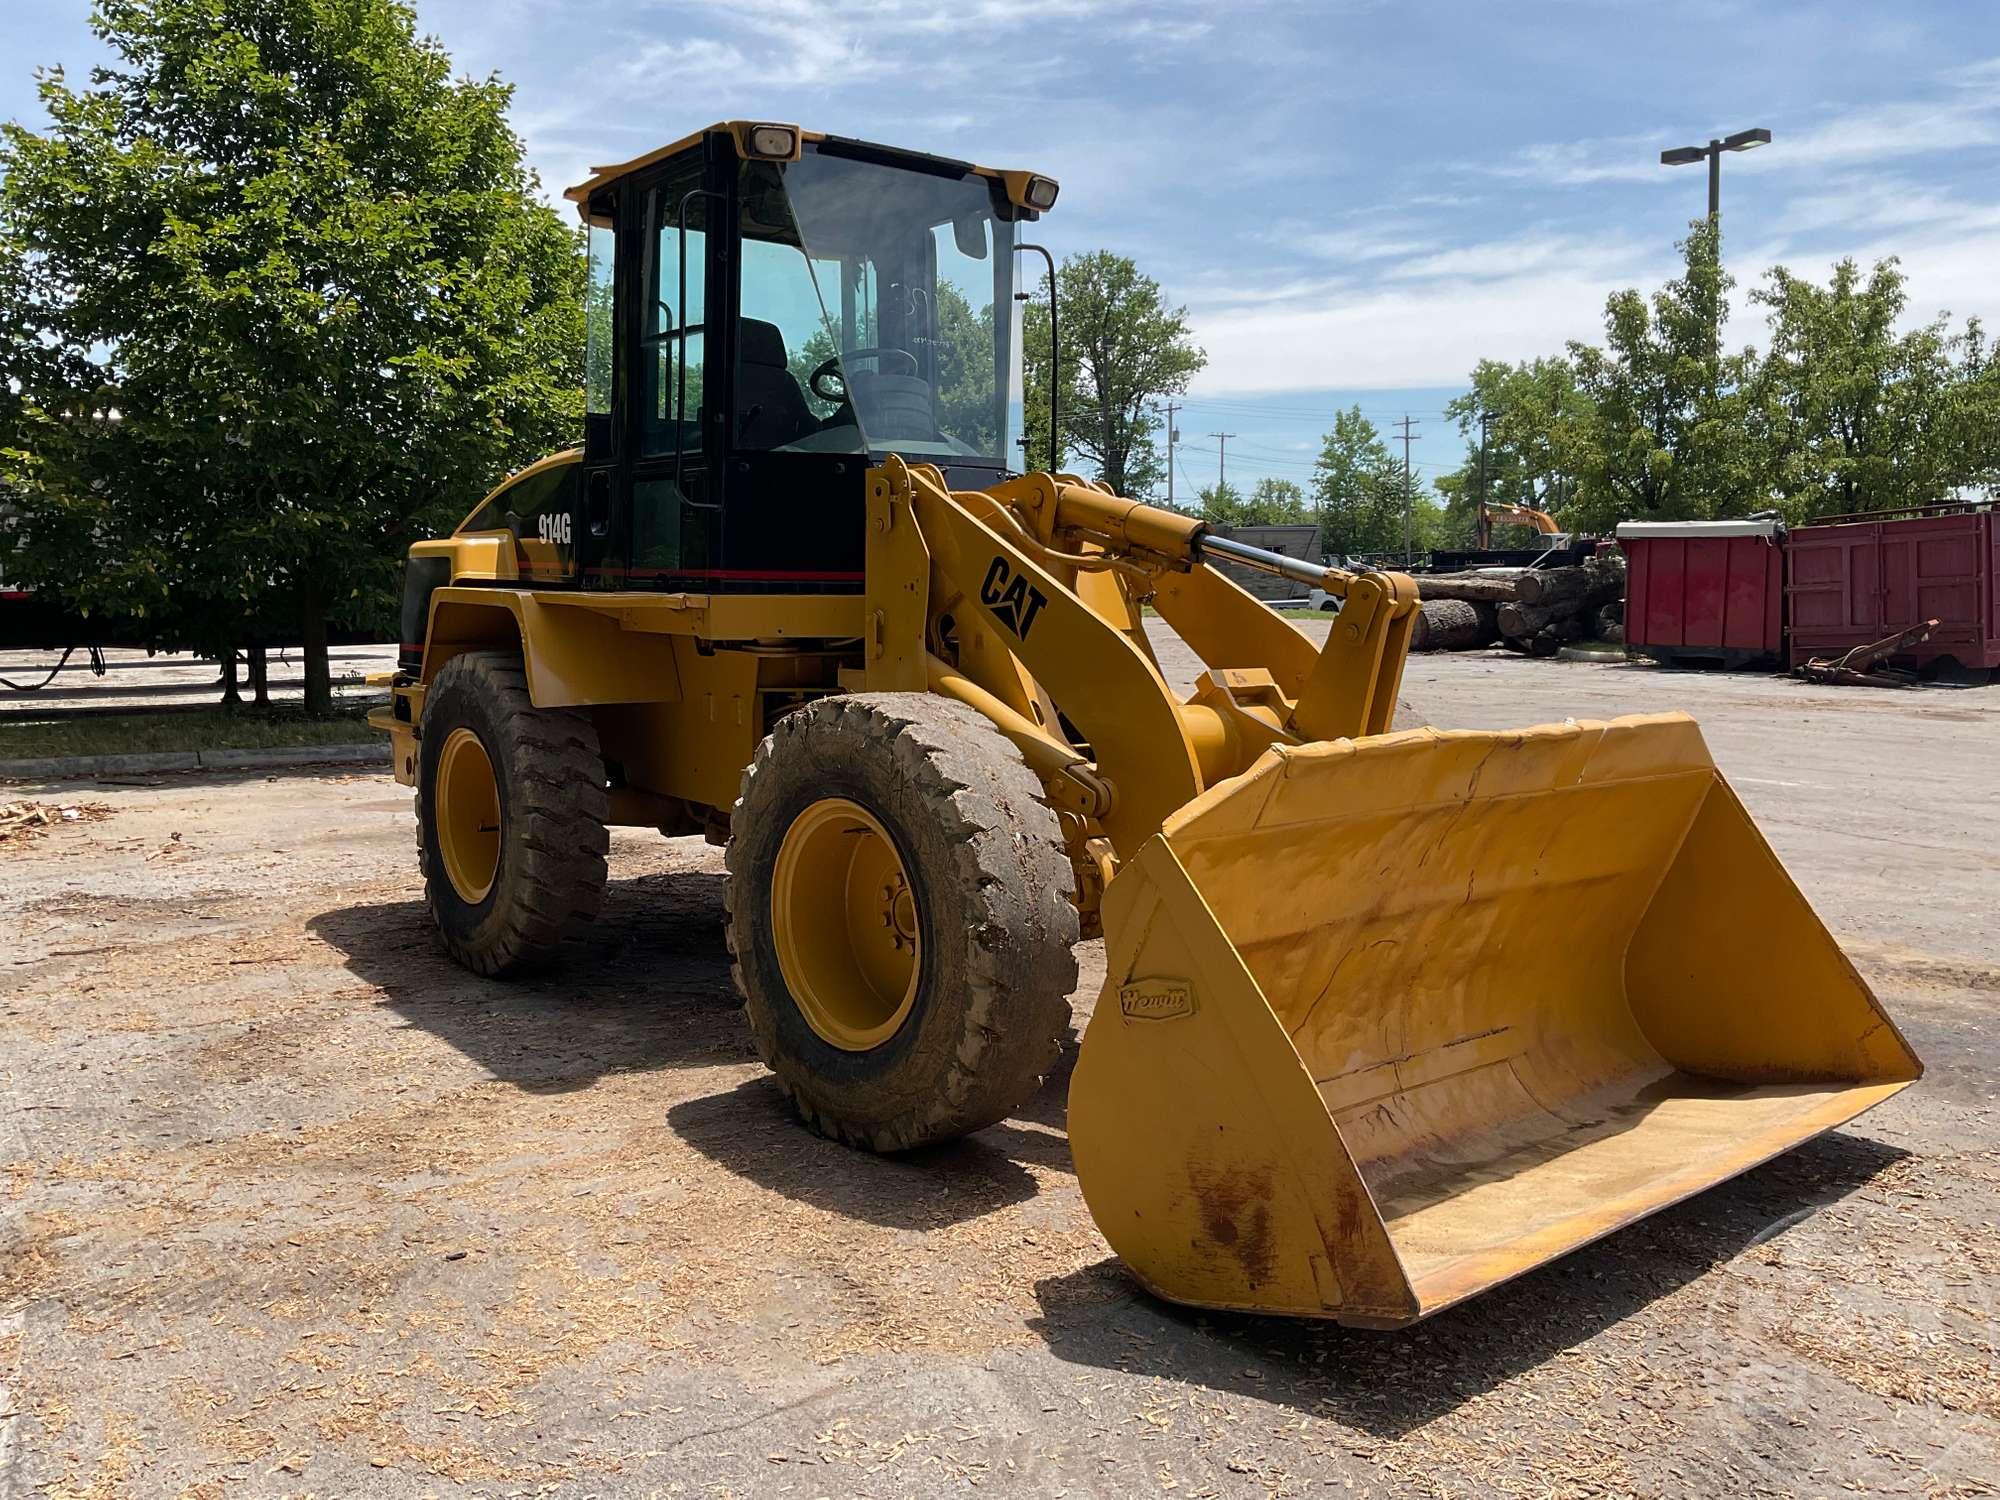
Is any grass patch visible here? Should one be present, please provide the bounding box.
[0,704,380,761]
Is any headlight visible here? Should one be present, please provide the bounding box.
[1024,175,1060,210]
[746,124,800,159]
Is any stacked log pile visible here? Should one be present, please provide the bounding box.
[1405,552,1627,656]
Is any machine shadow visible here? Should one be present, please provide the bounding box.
[308,866,749,1092]
[664,1073,1075,1229]
[1026,1128,1907,1439]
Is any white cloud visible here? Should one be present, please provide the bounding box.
[1184,224,1665,390]
[1188,265,1639,391]
[1735,94,2000,174]
[1278,223,1438,264]
[1384,231,1649,283]
[1488,56,2000,189]
[1487,136,1664,187]
[1188,202,2000,395]
[1772,177,2000,239]
[455,2,2000,395]
[1118,15,1214,45]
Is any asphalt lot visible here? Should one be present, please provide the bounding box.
[0,646,394,719]
[2,638,1996,1498]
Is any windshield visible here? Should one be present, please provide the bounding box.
[735,146,1019,465]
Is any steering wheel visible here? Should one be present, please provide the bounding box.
[809,347,920,404]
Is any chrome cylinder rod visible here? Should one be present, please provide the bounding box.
[1194,532,1335,590]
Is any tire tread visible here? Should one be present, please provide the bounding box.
[725,693,1078,1151]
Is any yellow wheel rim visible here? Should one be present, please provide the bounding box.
[772,798,921,1052]
[436,726,502,905]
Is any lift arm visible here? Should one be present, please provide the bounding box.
[1042,479,1421,743]
[867,460,1422,857]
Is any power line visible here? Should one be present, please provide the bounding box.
[1180,444,1318,473]
[1175,397,1458,421]
[1225,437,1323,459]
[1208,432,1236,491]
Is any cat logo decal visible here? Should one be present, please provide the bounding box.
[979,555,1050,640]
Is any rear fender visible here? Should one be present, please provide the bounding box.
[421,590,683,708]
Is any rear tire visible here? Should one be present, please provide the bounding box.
[417,649,609,976]
[725,694,1079,1152]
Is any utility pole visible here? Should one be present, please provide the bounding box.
[1475,409,1492,549]
[1209,432,1235,494]
[1162,401,1181,510]
[1393,415,1420,564]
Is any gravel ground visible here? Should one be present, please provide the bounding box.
[1,636,1995,1499]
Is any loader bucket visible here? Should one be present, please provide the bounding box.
[1068,712,1921,1327]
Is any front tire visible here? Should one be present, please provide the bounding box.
[725,694,1079,1152]
[417,649,609,976]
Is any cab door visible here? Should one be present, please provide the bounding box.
[620,151,724,587]
[573,145,725,588]
[576,187,621,582]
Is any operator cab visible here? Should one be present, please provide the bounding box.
[554,122,1053,592]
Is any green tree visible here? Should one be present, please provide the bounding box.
[1436,357,1589,541]
[1561,219,1754,531]
[1242,476,1309,524]
[1748,256,1996,520]
[1195,479,1245,524]
[0,0,584,708]
[1415,222,2000,544]
[932,282,1000,454]
[1312,406,1424,554]
[1024,251,1205,497]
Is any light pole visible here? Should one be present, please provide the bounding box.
[1662,128,1770,367]
[1659,127,1771,219]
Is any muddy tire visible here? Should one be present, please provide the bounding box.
[417,649,608,976]
[725,694,1079,1152]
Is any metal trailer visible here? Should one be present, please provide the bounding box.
[1616,519,1786,669]
[1787,505,2000,674]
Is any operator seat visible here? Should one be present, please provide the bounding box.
[736,319,815,449]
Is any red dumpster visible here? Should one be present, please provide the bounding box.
[1616,519,1785,668]
[1787,506,1999,672]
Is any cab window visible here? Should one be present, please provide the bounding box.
[639,164,708,458]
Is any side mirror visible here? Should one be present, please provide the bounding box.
[952,214,988,260]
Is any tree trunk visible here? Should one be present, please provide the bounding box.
[1411,598,1492,652]
[1497,599,1581,638]
[1514,567,1591,607]
[1411,572,1524,604]
[300,589,332,715]
[219,647,241,708]
[248,644,270,709]
[1582,552,1627,608]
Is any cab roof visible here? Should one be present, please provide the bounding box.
[563,122,1057,219]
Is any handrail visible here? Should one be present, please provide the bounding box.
[1804,500,1992,527]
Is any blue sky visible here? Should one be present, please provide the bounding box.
[5,0,1997,496]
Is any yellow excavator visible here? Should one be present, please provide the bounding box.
[373,123,1920,1326]
[1476,500,1563,548]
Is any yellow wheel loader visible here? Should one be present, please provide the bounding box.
[374,122,1921,1327]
